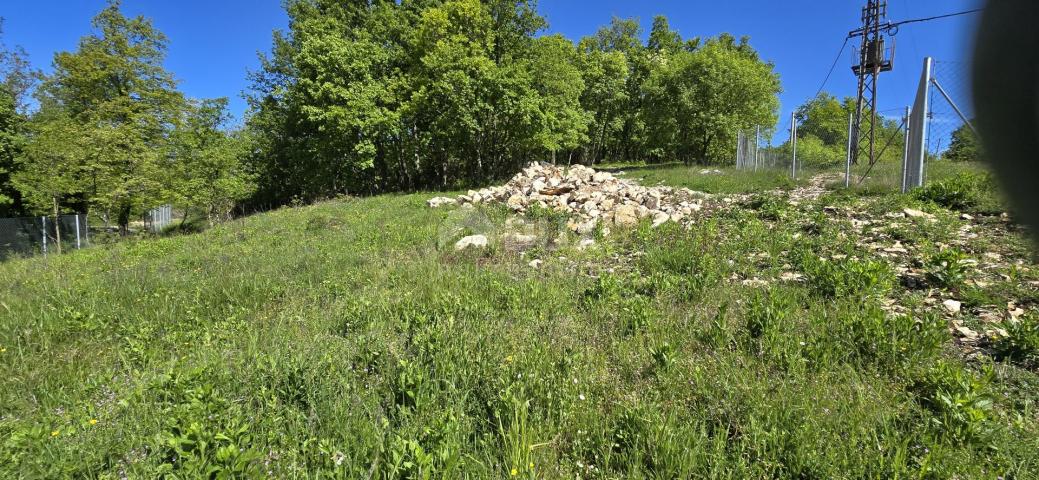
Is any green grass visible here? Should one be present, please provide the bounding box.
[2,170,1038,478]
[614,164,804,194]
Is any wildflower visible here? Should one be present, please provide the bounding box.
[89,419,98,426]
[505,355,513,363]
[51,430,59,437]
[510,467,518,476]
[529,462,534,469]
[578,394,586,401]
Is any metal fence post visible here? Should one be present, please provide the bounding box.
[754,126,760,171]
[736,130,743,169]
[790,112,798,179]
[845,113,853,188]
[41,216,47,256]
[901,106,911,193]
[75,214,82,249]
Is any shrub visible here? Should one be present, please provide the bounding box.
[912,172,991,211]
[993,316,1039,369]
[914,361,995,446]
[817,303,947,372]
[924,248,970,290]
[801,255,894,299]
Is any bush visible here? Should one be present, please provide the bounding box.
[914,361,995,446]
[994,316,1039,369]
[818,303,947,372]
[924,248,970,290]
[912,172,992,212]
[801,255,894,300]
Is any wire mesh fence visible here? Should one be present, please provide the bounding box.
[735,127,795,175]
[0,214,89,260]
[927,60,975,162]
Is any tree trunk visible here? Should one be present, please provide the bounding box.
[118,204,131,236]
[53,197,62,255]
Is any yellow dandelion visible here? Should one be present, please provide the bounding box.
[529,462,534,469]
[51,430,59,437]
[510,467,518,476]
[505,355,513,363]
[89,419,98,425]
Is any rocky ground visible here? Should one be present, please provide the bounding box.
[429,163,1038,365]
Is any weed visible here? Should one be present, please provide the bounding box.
[912,171,1000,213]
[994,316,1039,370]
[914,361,996,446]
[924,248,970,290]
[801,255,894,299]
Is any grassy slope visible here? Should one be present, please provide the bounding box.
[2,165,1038,478]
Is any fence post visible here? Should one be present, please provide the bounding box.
[754,126,760,171]
[75,214,82,249]
[736,130,742,169]
[845,113,853,188]
[901,106,911,193]
[41,216,47,257]
[790,112,798,179]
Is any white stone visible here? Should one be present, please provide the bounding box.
[942,299,962,314]
[454,235,488,251]
[903,208,932,219]
[427,196,457,208]
[651,212,670,228]
[613,204,639,226]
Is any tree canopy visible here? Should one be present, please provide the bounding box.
[0,1,785,219]
[6,2,255,233]
[244,1,783,206]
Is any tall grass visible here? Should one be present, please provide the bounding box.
[1,177,1037,477]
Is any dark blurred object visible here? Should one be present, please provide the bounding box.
[973,0,1039,232]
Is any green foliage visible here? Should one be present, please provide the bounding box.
[944,124,982,162]
[801,254,894,299]
[0,21,36,216]
[16,1,184,231]
[643,34,781,164]
[166,98,255,223]
[994,316,1039,369]
[246,4,783,206]
[912,171,994,212]
[915,362,996,446]
[924,248,970,290]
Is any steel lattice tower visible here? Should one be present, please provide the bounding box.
[850,0,893,166]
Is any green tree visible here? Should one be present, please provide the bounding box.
[167,98,255,223]
[25,1,184,233]
[577,47,628,164]
[648,15,683,54]
[945,124,981,162]
[796,93,852,147]
[0,19,36,216]
[529,34,588,164]
[644,35,781,164]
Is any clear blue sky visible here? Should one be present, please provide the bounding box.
[3,0,982,136]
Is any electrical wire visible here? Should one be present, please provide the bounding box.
[811,36,850,100]
[849,8,983,37]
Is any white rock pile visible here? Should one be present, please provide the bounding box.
[428,163,710,233]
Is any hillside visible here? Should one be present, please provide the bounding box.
[1,165,1038,478]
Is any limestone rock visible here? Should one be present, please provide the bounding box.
[455,235,488,251]
[427,196,457,208]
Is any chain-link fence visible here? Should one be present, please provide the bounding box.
[735,126,795,176]
[927,60,975,162]
[0,214,89,260]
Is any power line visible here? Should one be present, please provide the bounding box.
[889,8,982,29]
[812,36,850,99]
[848,8,983,37]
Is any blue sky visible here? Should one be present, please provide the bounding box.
[3,0,981,135]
